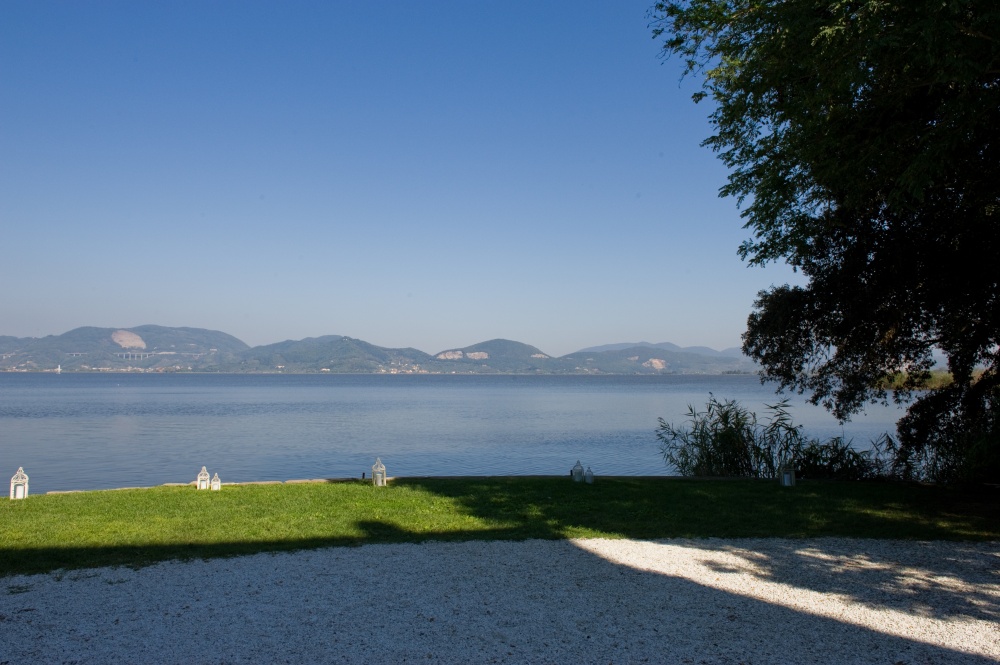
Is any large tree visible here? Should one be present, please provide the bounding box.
[651,0,1000,480]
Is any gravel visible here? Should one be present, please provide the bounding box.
[1,538,998,664]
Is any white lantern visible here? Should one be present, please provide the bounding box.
[211,473,221,491]
[571,460,584,482]
[585,466,594,484]
[197,466,210,490]
[10,467,28,500]
[372,458,386,487]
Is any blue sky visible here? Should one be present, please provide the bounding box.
[1,1,800,357]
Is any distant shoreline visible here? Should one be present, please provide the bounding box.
[0,326,757,375]
[0,368,759,376]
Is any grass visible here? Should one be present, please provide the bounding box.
[2,477,997,577]
[878,368,994,391]
[880,369,955,390]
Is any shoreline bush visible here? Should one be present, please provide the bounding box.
[657,395,897,480]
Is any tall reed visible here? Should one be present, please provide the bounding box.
[657,395,896,480]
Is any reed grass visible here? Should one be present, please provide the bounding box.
[2,477,997,577]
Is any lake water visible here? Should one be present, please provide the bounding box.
[0,373,907,494]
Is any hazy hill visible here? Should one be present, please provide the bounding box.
[561,344,757,374]
[229,335,432,373]
[126,325,249,354]
[0,326,249,371]
[431,339,556,373]
[0,336,27,354]
[577,341,746,358]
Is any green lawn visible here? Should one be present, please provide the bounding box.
[2,477,997,577]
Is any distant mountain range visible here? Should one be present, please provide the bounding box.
[0,326,758,375]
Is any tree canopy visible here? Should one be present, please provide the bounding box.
[651,0,1000,480]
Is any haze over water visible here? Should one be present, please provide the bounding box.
[0,373,905,494]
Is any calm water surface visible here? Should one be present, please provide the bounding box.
[0,373,906,493]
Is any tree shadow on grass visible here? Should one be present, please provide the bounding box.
[400,476,1000,542]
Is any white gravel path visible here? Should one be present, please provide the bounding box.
[1,538,998,664]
